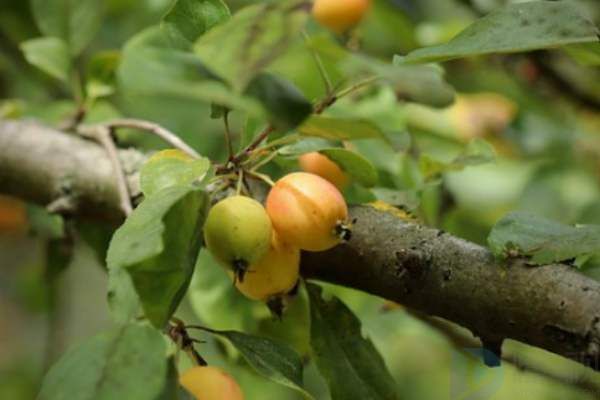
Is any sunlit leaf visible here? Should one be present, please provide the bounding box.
[488,212,600,265]
[307,284,399,400]
[38,323,167,400]
[107,185,208,327]
[162,0,230,50]
[402,1,599,64]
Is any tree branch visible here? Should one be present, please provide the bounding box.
[1,119,600,372]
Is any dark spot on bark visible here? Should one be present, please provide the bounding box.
[521,19,530,27]
[543,325,585,346]
[443,269,452,281]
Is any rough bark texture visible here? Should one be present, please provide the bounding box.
[1,119,600,370]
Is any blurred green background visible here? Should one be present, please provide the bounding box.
[1,0,600,399]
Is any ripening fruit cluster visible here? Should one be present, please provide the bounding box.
[204,167,350,303]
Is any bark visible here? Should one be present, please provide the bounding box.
[1,119,599,370]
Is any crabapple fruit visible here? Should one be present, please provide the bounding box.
[266,172,349,252]
[204,195,272,281]
[298,151,349,190]
[234,232,300,301]
[179,366,244,400]
[312,0,371,34]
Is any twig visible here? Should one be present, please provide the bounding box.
[223,111,234,161]
[78,125,133,216]
[168,318,208,366]
[336,75,380,99]
[105,119,200,159]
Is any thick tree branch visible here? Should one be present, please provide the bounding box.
[1,119,600,372]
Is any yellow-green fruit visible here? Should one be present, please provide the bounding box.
[234,232,300,301]
[312,0,371,34]
[204,196,272,274]
[179,366,244,400]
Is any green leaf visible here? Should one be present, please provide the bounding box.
[318,148,378,187]
[107,185,209,327]
[420,138,496,181]
[38,323,167,400]
[189,250,260,333]
[246,73,312,131]
[194,0,309,91]
[307,284,399,400]
[564,42,600,66]
[118,27,263,116]
[30,0,103,55]
[278,138,337,156]
[156,358,194,400]
[26,204,64,239]
[245,73,312,131]
[20,37,71,83]
[162,0,230,50]
[208,329,313,399]
[402,1,600,64]
[488,212,600,265]
[140,152,211,198]
[86,51,120,100]
[299,116,388,142]
[306,35,455,107]
[76,221,113,267]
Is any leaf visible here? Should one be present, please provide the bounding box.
[118,26,263,116]
[86,51,120,100]
[107,185,208,327]
[140,152,211,197]
[37,323,167,400]
[488,211,600,265]
[30,0,103,55]
[402,1,600,64]
[564,42,600,66]
[208,329,313,399]
[20,37,71,83]
[318,148,378,187]
[307,35,455,107]
[189,250,260,332]
[162,0,230,50]
[156,358,194,400]
[420,138,496,180]
[307,283,399,400]
[245,73,312,131]
[278,138,337,156]
[299,116,388,142]
[194,0,309,91]
[26,204,65,239]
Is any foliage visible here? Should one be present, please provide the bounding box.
[1,0,600,399]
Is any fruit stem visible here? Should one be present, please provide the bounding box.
[236,170,244,195]
[250,150,279,172]
[336,75,380,99]
[246,170,275,187]
[223,111,235,161]
[167,318,208,366]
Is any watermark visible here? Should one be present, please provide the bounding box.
[450,348,599,399]
[450,348,504,400]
